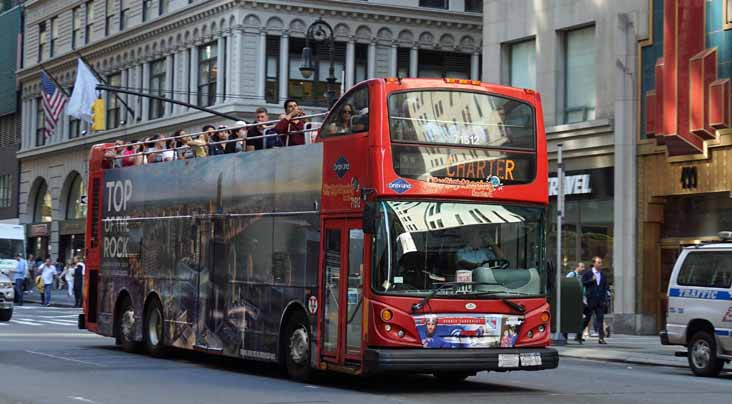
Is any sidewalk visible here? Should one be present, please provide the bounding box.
[21,288,77,308]
[555,334,689,368]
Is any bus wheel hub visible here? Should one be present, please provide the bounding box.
[121,309,135,341]
[289,327,309,365]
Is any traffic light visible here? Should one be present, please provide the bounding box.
[91,98,106,131]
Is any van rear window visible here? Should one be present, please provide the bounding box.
[677,252,732,289]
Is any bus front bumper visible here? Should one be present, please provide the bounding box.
[363,347,559,374]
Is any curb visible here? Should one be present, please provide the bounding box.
[21,298,76,308]
[557,349,688,369]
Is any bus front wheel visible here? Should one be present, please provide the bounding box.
[283,311,312,382]
[143,298,167,357]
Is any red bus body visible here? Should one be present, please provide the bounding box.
[81,78,557,379]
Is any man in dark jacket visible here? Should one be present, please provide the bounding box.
[73,256,85,308]
[580,256,610,344]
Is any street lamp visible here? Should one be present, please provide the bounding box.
[299,18,337,107]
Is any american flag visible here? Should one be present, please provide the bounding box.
[40,71,67,137]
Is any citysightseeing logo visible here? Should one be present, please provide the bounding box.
[333,156,350,178]
[388,178,412,194]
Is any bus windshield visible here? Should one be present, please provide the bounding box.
[372,201,546,298]
[388,90,535,150]
[0,239,24,260]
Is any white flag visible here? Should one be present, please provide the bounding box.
[67,59,100,124]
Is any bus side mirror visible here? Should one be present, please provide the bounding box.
[363,202,377,234]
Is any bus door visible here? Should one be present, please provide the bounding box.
[321,219,365,366]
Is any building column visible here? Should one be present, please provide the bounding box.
[166,53,174,115]
[345,38,355,89]
[278,32,290,104]
[389,42,398,77]
[367,40,376,79]
[230,28,243,103]
[120,68,129,122]
[216,34,225,104]
[141,62,150,121]
[22,98,30,150]
[409,47,418,78]
[190,44,199,109]
[30,97,38,147]
[256,30,266,101]
[471,52,480,81]
[173,48,186,114]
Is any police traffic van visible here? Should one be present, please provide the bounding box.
[661,231,732,377]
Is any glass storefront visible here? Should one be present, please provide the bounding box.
[547,168,614,308]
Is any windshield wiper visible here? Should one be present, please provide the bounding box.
[411,282,500,313]
[460,290,528,313]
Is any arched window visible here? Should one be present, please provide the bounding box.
[33,181,52,223]
[66,174,87,219]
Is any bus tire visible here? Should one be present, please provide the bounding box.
[143,298,167,357]
[688,331,724,377]
[433,371,474,383]
[116,295,140,352]
[0,308,12,321]
[283,311,312,382]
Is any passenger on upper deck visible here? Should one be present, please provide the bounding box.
[206,125,226,156]
[225,121,247,153]
[248,108,281,150]
[274,99,306,146]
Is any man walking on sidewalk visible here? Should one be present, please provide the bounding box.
[580,256,610,344]
[73,256,85,308]
[12,254,27,305]
[39,258,56,306]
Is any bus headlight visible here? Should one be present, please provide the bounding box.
[538,325,546,333]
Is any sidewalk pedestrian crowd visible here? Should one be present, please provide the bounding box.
[565,256,612,344]
[11,254,85,307]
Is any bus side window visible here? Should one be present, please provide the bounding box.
[321,86,369,137]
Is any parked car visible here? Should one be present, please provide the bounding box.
[661,231,732,377]
[0,271,13,321]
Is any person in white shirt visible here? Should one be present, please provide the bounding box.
[59,260,75,298]
[39,258,57,306]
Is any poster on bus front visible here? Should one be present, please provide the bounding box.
[413,314,523,348]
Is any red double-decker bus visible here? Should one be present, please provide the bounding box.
[80,77,556,381]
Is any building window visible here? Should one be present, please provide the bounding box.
[564,25,596,123]
[35,97,46,146]
[419,0,449,9]
[72,7,81,50]
[465,0,482,12]
[265,36,280,105]
[107,73,121,129]
[142,0,152,22]
[38,22,47,62]
[69,118,81,139]
[149,59,166,119]
[66,174,87,220]
[0,175,11,208]
[397,48,410,78]
[105,0,114,36]
[159,0,170,16]
[33,181,52,223]
[417,50,470,79]
[85,1,95,45]
[50,17,59,57]
[119,0,130,31]
[198,42,217,107]
[355,43,369,84]
[288,38,345,107]
[507,39,536,90]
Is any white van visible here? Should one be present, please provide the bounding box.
[0,224,25,321]
[661,232,732,377]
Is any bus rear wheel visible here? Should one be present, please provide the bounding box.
[116,296,140,352]
[143,298,167,357]
[283,311,312,382]
[433,371,474,383]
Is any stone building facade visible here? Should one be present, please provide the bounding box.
[16,0,483,262]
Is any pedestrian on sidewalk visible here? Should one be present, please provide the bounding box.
[12,254,27,305]
[73,256,85,308]
[565,262,587,343]
[25,254,35,293]
[60,259,75,298]
[580,256,610,344]
[39,257,56,306]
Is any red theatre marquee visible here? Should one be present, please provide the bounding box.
[643,0,731,156]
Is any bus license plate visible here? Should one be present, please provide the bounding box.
[520,352,542,366]
[498,354,519,368]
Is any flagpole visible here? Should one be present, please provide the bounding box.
[75,51,136,121]
[39,64,70,97]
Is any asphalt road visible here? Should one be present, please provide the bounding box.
[0,306,730,404]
